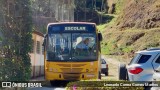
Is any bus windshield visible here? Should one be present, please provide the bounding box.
[47,33,97,61]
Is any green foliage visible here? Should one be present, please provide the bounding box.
[97,15,118,32]
[74,0,110,24]
[75,9,114,24]
[97,24,107,31]
[99,13,115,24]
[66,81,144,90]
[98,0,160,58]
[0,37,2,42]
[75,0,105,11]
[114,0,125,14]
[101,41,116,55]
[121,46,133,53]
[0,57,23,81]
[0,0,32,81]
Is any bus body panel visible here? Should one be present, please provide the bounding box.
[45,61,99,80]
[44,22,101,81]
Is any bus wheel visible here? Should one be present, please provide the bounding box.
[50,80,57,87]
[118,64,127,80]
[98,72,101,79]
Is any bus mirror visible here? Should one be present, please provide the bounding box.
[44,34,47,38]
[42,34,47,46]
[98,33,103,41]
[42,39,46,46]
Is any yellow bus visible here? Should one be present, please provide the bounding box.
[43,22,102,86]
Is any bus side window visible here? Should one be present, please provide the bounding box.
[42,38,46,47]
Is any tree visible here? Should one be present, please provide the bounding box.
[0,0,32,81]
[74,0,107,23]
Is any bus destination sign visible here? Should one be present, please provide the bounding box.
[65,27,86,31]
[48,23,96,33]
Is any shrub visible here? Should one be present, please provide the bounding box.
[66,81,144,90]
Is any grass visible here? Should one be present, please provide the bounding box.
[114,0,126,14]
[97,23,108,32]
[98,23,160,57]
[98,15,118,33]
[97,0,160,60]
[66,80,144,90]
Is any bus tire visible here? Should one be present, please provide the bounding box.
[98,72,101,79]
[118,64,127,80]
[144,86,152,90]
[50,80,57,87]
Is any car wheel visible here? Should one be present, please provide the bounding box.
[118,64,127,80]
[145,82,153,90]
[105,71,108,76]
[126,71,129,80]
[144,86,152,90]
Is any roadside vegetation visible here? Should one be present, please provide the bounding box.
[0,0,32,81]
[98,0,160,59]
[66,80,144,90]
[101,28,160,55]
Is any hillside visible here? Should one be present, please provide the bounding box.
[117,0,160,29]
[100,0,160,56]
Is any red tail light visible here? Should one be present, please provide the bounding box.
[129,67,143,74]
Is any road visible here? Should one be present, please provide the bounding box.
[28,87,65,90]
[28,77,66,90]
[101,55,123,80]
[27,80,66,90]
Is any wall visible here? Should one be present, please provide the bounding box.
[30,31,44,78]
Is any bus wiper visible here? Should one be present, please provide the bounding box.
[72,57,79,60]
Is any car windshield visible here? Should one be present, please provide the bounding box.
[47,33,97,61]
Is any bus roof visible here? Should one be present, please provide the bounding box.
[47,22,96,27]
[47,22,97,33]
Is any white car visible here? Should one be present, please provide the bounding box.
[153,67,160,81]
[150,65,160,90]
[101,58,108,76]
[119,48,160,81]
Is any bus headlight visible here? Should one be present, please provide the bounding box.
[48,68,58,72]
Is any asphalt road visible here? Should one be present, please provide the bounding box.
[27,87,65,90]
[28,76,73,90]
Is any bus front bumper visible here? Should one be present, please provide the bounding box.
[45,72,98,81]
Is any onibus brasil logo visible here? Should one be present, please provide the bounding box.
[2,82,42,88]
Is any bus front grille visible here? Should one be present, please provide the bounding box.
[63,74,80,80]
[57,64,86,68]
[72,64,86,67]
[60,68,83,73]
[57,64,71,67]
